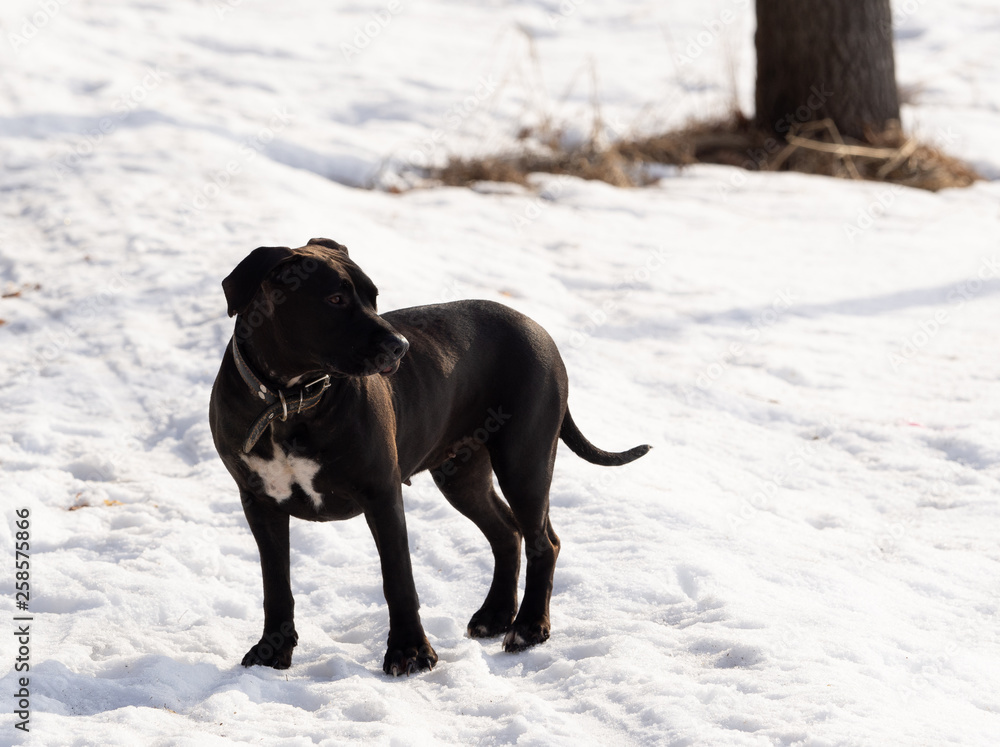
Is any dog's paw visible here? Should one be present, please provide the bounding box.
[467,605,515,639]
[502,621,550,653]
[382,640,438,676]
[241,632,297,669]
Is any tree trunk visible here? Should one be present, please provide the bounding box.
[755,0,900,141]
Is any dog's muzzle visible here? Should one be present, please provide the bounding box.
[377,335,409,376]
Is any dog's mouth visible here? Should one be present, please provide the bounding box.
[330,359,401,378]
[378,359,401,377]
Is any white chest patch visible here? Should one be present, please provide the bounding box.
[240,437,324,510]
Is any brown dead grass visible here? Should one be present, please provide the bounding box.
[430,112,980,193]
[437,145,636,188]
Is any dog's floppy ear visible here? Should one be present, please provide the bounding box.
[222,245,296,317]
[307,237,349,257]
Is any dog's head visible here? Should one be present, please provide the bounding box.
[223,238,409,378]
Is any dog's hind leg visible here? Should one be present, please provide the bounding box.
[489,431,562,653]
[434,450,522,638]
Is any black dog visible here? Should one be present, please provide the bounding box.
[209,238,650,676]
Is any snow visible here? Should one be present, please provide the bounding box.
[2,0,1000,744]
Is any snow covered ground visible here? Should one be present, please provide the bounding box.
[1,0,999,744]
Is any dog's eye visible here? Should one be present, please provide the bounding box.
[327,294,346,306]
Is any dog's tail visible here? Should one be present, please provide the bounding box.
[559,409,651,466]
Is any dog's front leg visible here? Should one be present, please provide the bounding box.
[241,491,298,669]
[364,488,438,676]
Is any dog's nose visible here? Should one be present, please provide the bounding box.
[389,335,409,360]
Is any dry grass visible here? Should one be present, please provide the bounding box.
[437,147,635,188]
[429,112,980,193]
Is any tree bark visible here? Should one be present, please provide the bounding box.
[755,0,900,140]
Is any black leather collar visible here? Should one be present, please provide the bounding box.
[231,336,331,453]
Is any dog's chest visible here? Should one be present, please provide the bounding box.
[240,437,324,509]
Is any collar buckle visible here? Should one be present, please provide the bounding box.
[231,335,334,453]
[303,374,331,393]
